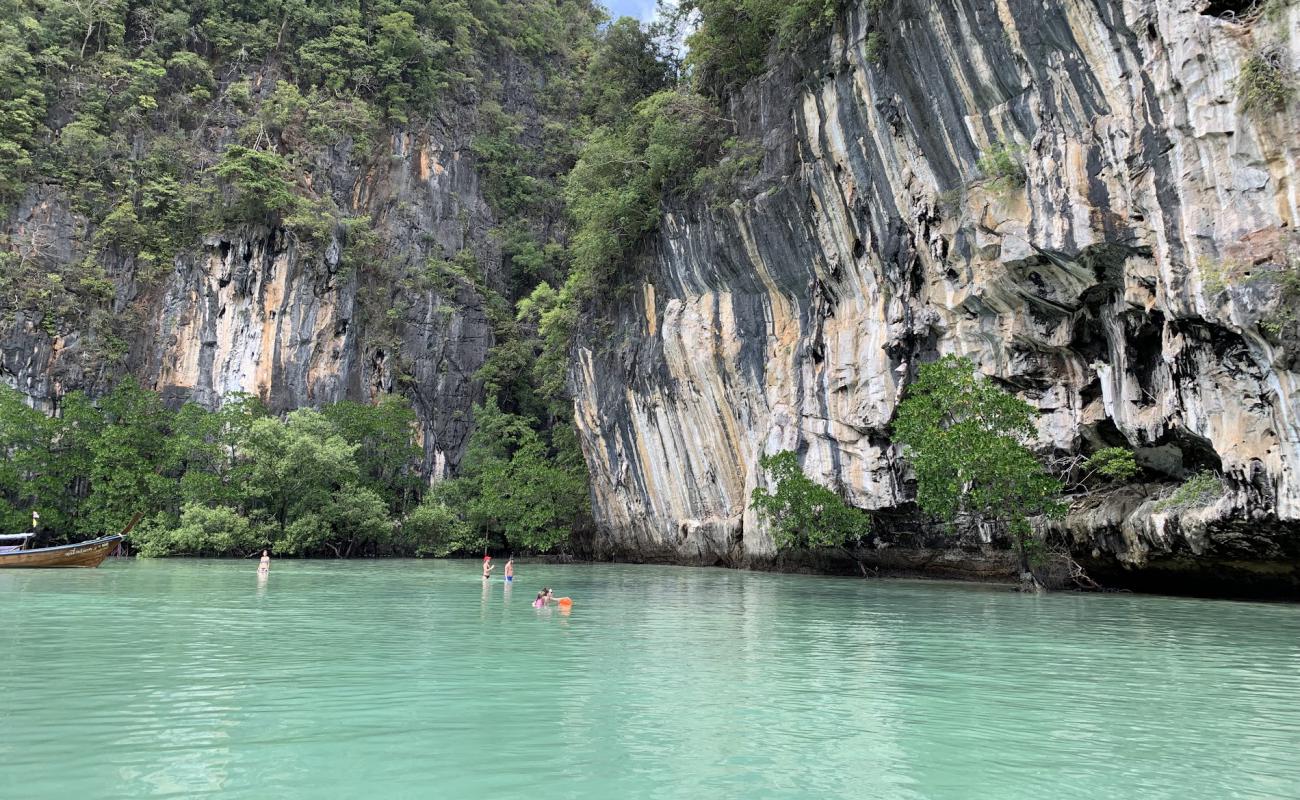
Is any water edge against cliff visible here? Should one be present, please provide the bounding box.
[3,559,1299,799]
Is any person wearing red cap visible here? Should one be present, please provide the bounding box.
[482,555,494,580]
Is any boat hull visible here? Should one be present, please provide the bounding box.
[0,535,123,568]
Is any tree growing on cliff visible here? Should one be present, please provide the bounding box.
[892,356,1065,587]
[661,0,845,99]
[750,450,869,550]
[213,145,297,219]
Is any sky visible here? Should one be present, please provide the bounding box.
[603,0,658,21]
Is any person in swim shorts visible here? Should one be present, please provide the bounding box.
[504,557,514,582]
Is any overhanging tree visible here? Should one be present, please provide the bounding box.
[892,356,1064,585]
[750,450,868,550]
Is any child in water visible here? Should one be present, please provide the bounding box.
[533,587,571,609]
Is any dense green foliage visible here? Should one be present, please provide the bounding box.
[0,0,612,557]
[750,450,868,550]
[661,0,844,98]
[433,399,589,554]
[565,90,724,295]
[0,381,583,557]
[1155,471,1224,513]
[893,357,1065,574]
[1084,447,1138,482]
[581,17,674,128]
[0,0,603,357]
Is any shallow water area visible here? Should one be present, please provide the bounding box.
[2,559,1299,799]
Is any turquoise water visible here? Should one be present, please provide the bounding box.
[1,560,1298,799]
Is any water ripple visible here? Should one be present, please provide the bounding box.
[1,562,1298,799]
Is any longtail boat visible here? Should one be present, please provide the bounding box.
[0,513,141,568]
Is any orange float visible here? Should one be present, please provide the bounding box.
[557,597,573,607]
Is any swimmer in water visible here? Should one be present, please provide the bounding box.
[482,555,494,580]
[504,557,514,583]
[533,590,546,608]
[257,549,270,576]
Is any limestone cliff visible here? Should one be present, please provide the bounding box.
[572,0,1300,592]
[1,53,532,476]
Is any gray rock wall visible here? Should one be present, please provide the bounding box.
[572,0,1300,590]
[2,112,495,475]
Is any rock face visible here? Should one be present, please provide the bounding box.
[572,0,1300,592]
[2,109,495,475]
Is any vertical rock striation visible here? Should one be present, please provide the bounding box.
[573,0,1300,591]
[2,108,495,475]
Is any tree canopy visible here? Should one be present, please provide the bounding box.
[892,356,1065,577]
[0,382,585,558]
[750,450,868,550]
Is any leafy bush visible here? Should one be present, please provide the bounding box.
[1260,266,1300,338]
[669,0,846,98]
[136,504,264,558]
[1085,448,1138,481]
[865,32,887,65]
[693,136,764,199]
[750,450,868,549]
[0,15,47,207]
[977,144,1027,188]
[1239,47,1294,113]
[565,90,724,298]
[437,398,589,554]
[213,145,297,219]
[0,380,466,557]
[1155,472,1224,512]
[581,16,673,127]
[893,356,1064,575]
[402,498,474,557]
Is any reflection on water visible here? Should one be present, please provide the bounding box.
[1,560,1299,799]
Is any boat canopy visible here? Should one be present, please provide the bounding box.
[0,532,36,541]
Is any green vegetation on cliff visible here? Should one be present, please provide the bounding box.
[660,0,845,98]
[750,450,868,550]
[893,357,1065,578]
[0,0,602,350]
[0,0,609,554]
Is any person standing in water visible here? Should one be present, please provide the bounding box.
[504,557,514,583]
[257,549,270,576]
[482,555,494,580]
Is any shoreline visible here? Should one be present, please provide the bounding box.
[119,551,1300,602]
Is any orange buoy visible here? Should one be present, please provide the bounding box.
[557,597,573,607]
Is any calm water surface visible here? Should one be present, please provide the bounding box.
[1,560,1298,799]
